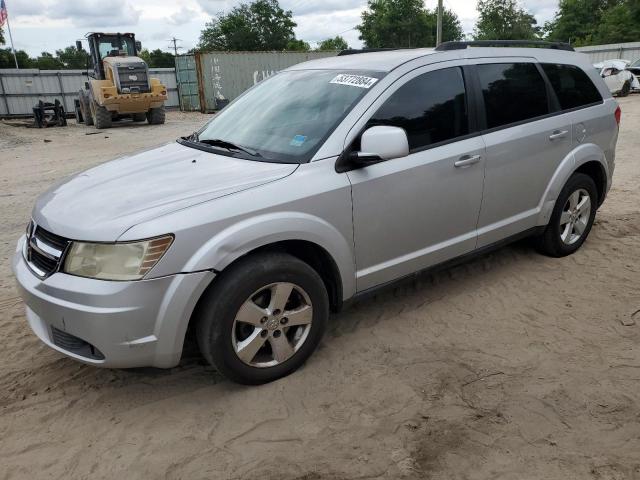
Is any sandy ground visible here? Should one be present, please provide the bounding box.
[0,103,639,480]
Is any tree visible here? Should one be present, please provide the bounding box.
[198,0,298,51]
[286,39,310,51]
[431,8,464,44]
[474,0,540,40]
[544,0,619,45]
[318,36,349,51]
[34,52,63,70]
[593,0,640,44]
[357,0,463,49]
[139,48,176,67]
[56,46,89,69]
[0,48,32,68]
[0,26,4,45]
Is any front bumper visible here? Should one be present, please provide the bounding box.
[12,236,215,368]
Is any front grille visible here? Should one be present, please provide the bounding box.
[25,222,70,278]
[117,64,150,93]
[51,327,105,360]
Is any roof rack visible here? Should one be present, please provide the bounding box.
[337,48,398,56]
[435,40,574,52]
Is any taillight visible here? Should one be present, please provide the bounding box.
[615,105,622,125]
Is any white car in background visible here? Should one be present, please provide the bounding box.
[625,57,640,88]
[594,59,640,96]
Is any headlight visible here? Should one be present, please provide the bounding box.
[63,235,173,281]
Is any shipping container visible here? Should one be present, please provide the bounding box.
[175,51,338,112]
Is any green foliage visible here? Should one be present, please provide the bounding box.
[139,48,176,68]
[55,46,89,69]
[286,39,310,51]
[198,0,299,51]
[595,1,640,44]
[544,0,619,45]
[474,0,540,40]
[0,48,32,68]
[357,0,463,48]
[34,52,63,70]
[317,36,349,51]
[0,26,4,45]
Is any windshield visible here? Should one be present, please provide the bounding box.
[98,37,136,59]
[191,69,385,163]
[631,58,640,68]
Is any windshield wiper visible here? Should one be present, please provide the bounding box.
[197,138,262,157]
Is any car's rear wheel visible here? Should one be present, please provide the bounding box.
[195,252,329,384]
[620,80,631,97]
[536,173,597,257]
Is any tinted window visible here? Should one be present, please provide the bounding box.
[368,67,469,151]
[477,63,549,129]
[542,63,602,110]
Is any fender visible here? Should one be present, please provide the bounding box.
[183,212,357,301]
[536,143,610,226]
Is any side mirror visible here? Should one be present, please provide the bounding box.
[135,41,142,53]
[354,125,410,164]
[75,40,84,52]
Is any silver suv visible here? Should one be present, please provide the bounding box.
[13,41,619,384]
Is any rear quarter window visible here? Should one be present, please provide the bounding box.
[541,63,603,110]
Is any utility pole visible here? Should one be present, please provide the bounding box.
[436,0,443,47]
[168,37,182,56]
[2,1,19,68]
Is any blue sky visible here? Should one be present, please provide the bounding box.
[5,0,559,56]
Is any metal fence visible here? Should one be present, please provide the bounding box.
[175,51,338,112]
[0,68,179,117]
[576,42,640,63]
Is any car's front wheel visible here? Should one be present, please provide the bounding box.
[195,252,329,384]
[536,173,598,257]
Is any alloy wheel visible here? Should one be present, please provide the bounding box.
[560,188,591,245]
[231,282,313,368]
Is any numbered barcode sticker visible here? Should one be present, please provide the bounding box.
[330,74,379,89]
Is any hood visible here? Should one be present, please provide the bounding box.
[594,59,630,70]
[33,142,298,241]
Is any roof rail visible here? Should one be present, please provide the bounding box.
[435,40,574,52]
[337,48,399,56]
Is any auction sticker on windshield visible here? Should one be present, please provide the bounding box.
[330,74,379,89]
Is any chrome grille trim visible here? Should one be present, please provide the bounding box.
[24,221,70,279]
[30,236,63,260]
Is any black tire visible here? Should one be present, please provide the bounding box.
[79,90,93,126]
[620,80,631,97]
[91,99,112,129]
[195,252,329,385]
[132,112,147,122]
[536,173,598,257]
[74,105,83,124]
[146,107,166,125]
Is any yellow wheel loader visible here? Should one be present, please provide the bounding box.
[75,33,168,129]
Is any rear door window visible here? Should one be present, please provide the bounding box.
[541,63,603,110]
[368,67,469,151]
[477,63,549,129]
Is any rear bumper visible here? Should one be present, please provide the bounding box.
[12,236,214,368]
[103,93,167,113]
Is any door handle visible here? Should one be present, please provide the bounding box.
[454,154,481,168]
[549,130,569,141]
